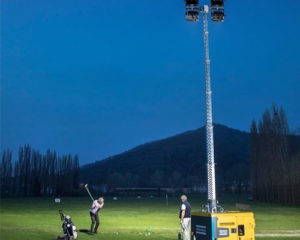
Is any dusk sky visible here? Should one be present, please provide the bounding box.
[1,0,299,165]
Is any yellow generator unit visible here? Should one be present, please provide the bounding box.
[191,211,255,240]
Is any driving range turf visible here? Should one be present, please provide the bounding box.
[0,195,299,240]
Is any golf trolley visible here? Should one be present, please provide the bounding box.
[56,210,78,240]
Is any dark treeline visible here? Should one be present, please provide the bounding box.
[0,144,80,198]
[250,105,300,204]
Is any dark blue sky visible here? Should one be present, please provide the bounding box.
[1,0,299,165]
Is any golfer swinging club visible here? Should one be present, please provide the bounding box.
[89,197,104,235]
[179,195,191,240]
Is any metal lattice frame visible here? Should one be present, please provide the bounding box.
[203,6,217,213]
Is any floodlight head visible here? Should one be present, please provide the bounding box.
[185,0,199,6]
[211,0,224,7]
[211,10,224,22]
[186,10,199,22]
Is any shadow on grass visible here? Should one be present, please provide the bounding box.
[79,229,90,234]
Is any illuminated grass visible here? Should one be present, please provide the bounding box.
[0,196,299,239]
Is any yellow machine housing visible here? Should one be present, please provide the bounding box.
[191,211,255,240]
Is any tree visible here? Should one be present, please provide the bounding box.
[250,104,299,204]
[0,150,13,197]
[31,150,42,196]
[1,145,80,197]
[250,120,259,200]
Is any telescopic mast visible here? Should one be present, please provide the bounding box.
[202,6,217,213]
[185,0,224,213]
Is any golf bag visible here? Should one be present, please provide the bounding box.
[56,210,78,240]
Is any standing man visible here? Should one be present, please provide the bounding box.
[89,197,104,235]
[179,195,191,240]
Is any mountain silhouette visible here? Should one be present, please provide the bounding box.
[80,124,250,188]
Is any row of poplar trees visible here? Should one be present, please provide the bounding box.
[250,105,300,204]
[0,144,80,197]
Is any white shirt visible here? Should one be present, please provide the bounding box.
[90,200,104,214]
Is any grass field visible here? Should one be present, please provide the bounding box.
[0,195,299,240]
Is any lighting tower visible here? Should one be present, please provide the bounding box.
[185,0,224,214]
[184,3,256,239]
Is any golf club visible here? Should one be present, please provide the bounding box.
[84,184,94,202]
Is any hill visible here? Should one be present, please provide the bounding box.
[80,124,251,189]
